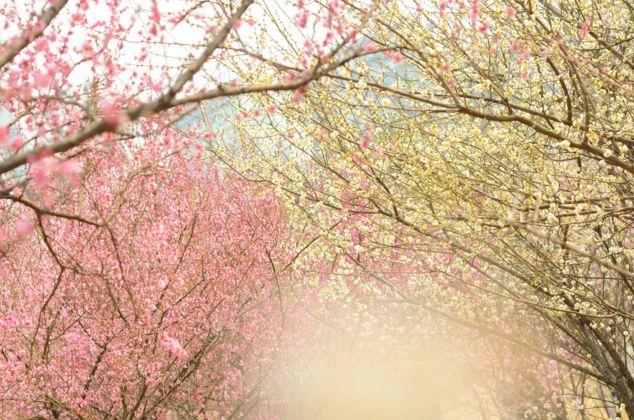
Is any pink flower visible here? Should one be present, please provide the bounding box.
[385,49,404,64]
[151,1,160,23]
[29,155,58,186]
[16,218,34,238]
[303,39,314,54]
[292,85,308,103]
[360,128,373,147]
[0,125,9,146]
[328,0,341,18]
[580,19,590,39]
[101,102,122,126]
[9,138,23,152]
[363,42,377,53]
[34,38,49,52]
[33,71,51,88]
[146,76,162,92]
[266,106,277,115]
[296,11,309,28]
[470,0,480,27]
[504,6,516,19]
[59,160,82,185]
[161,333,189,360]
[510,40,522,53]
[323,31,335,46]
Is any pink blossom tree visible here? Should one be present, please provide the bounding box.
[0,133,294,417]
